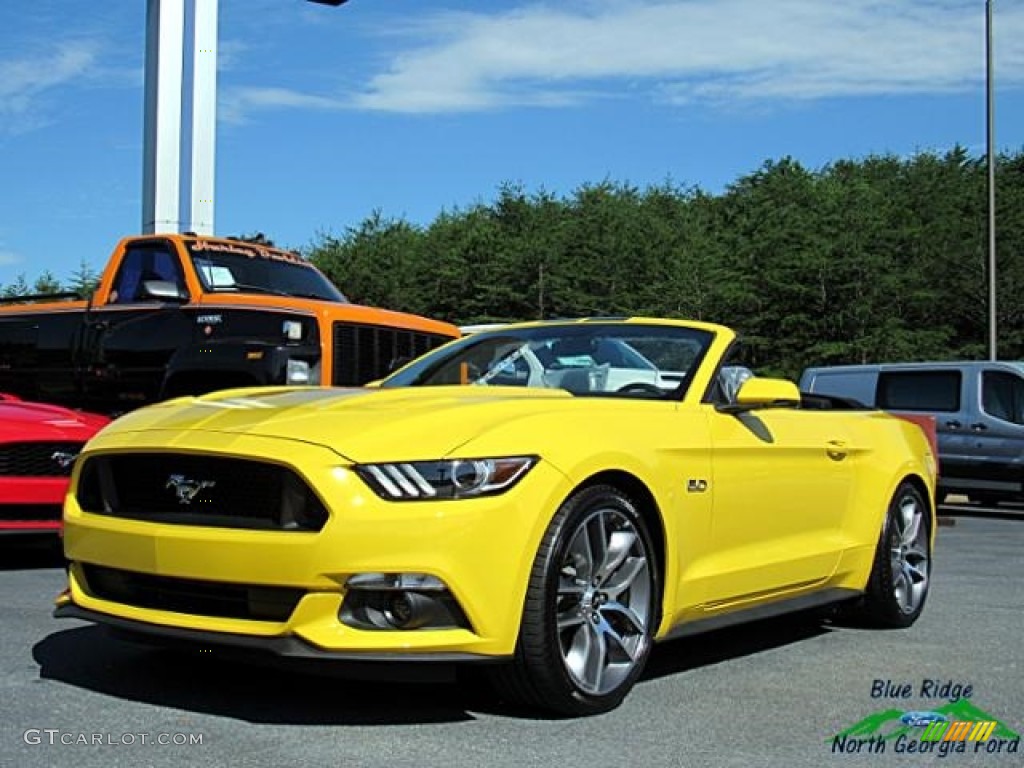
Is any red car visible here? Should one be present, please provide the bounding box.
[0,394,109,534]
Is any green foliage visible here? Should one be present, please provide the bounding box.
[66,260,101,300]
[1,275,30,298]
[307,148,1024,377]
[32,271,62,295]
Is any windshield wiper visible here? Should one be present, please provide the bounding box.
[209,283,291,297]
[290,291,344,301]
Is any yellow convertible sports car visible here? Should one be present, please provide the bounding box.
[56,318,937,715]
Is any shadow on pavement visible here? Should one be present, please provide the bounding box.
[0,536,65,571]
[641,611,831,682]
[35,611,833,723]
[35,625,482,725]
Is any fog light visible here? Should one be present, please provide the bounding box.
[340,573,471,631]
[286,359,310,384]
[386,592,415,627]
[382,593,446,626]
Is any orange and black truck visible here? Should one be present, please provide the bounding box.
[0,234,458,414]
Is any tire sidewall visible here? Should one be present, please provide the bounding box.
[870,483,932,627]
[533,484,659,713]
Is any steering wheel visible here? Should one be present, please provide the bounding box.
[617,382,664,396]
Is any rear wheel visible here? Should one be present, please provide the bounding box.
[851,482,931,628]
[490,485,658,716]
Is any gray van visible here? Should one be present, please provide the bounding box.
[799,361,1024,504]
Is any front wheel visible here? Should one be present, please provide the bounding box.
[850,482,932,628]
[490,485,658,716]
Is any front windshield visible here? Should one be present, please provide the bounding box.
[187,241,347,302]
[384,323,713,399]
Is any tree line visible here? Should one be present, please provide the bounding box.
[3,147,1021,378]
[309,147,1023,378]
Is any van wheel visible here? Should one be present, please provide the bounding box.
[489,485,657,716]
[851,482,931,628]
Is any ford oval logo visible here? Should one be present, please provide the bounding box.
[166,474,216,505]
[900,711,947,727]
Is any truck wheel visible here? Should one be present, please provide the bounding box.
[489,485,657,716]
[852,482,931,628]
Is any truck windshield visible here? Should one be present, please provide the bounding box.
[186,241,347,302]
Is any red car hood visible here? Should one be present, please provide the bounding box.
[0,395,110,442]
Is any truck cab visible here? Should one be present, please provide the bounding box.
[0,235,458,414]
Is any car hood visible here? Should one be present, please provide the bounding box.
[0,397,110,442]
[100,386,580,462]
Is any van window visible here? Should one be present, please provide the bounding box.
[982,371,1024,425]
[877,371,961,412]
[804,369,876,405]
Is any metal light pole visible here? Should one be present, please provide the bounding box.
[142,0,350,235]
[986,0,997,361]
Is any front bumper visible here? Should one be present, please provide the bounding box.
[60,431,570,659]
[52,603,494,664]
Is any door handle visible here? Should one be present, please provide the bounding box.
[826,440,848,461]
[945,420,962,429]
[969,422,988,431]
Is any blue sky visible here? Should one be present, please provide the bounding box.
[1,0,1022,287]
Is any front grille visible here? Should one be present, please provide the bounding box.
[77,454,328,531]
[82,564,304,621]
[0,442,83,477]
[0,504,61,522]
[332,322,451,386]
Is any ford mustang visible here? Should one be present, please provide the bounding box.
[55,318,936,715]
[1,394,109,535]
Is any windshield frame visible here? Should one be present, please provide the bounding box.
[382,322,715,400]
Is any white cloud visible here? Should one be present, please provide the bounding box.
[0,249,23,268]
[0,41,99,126]
[220,86,345,124]
[346,0,1024,113]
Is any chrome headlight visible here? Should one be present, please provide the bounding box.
[286,358,312,384]
[354,456,537,501]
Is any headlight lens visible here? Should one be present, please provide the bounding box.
[354,456,537,501]
[286,358,311,384]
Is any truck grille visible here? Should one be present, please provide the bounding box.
[332,322,450,386]
[76,453,328,531]
[0,442,83,477]
[82,564,304,622]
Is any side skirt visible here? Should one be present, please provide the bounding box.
[660,587,861,642]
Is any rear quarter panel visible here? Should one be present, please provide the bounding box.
[842,411,937,550]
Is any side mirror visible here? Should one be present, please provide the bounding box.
[141,280,188,302]
[724,377,801,412]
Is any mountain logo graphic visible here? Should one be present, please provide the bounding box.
[831,699,1020,743]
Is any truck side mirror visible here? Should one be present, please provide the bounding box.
[141,280,188,303]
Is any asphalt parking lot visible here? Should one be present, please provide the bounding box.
[1,512,1021,768]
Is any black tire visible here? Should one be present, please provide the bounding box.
[489,485,658,716]
[850,482,932,628]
